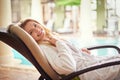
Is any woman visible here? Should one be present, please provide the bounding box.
[19,19,120,80]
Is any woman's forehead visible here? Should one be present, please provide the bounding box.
[26,21,34,26]
[24,21,34,32]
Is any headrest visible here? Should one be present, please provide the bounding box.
[8,24,59,79]
[9,24,46,63]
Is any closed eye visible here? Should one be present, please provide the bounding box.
[33,23,37,27]
[28,29,33,35]
[29,31,33,35]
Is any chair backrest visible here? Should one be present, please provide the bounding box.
[9,25,61,80]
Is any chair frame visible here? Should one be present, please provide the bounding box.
[1,28,120,80]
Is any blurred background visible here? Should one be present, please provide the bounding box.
[1,0,120,79]
[1,0,120,63]
[1,0,120,34]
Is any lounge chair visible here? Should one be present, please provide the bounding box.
[0,25,120,80]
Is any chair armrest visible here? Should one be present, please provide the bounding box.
[62,45,120,80]
[87,45,120,54]
[62,60,120,80]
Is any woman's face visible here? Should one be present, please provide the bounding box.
[23,21,46,42]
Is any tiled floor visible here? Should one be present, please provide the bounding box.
[0,65,40,80]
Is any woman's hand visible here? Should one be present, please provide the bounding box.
[49,37,57,46]
[47,36,58,46]
[81,48,91,54]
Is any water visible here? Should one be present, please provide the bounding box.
[12,37,120,65]
[12,50,32,65]
[70,37,120,56]
[94,38,120,56]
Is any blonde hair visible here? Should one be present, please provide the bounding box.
[19,19,60,45]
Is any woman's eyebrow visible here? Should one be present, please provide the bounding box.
[27,26,33,34]
[27,23,34,33]
[28,29,33,34]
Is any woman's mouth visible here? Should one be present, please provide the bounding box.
[38,30,45,38]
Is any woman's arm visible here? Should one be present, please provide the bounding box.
[46,37,76,75]
[54,40,76,74]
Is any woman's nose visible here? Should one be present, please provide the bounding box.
[34,28,39,31]
[34,28,41,33]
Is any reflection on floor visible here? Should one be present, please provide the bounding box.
[0,65,40,80]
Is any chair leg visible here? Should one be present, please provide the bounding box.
[38,76,45,80]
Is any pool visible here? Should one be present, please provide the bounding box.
[12,37,120,65]
[12,50,32,65]
[94,38,120,56]
[70,37,120,56]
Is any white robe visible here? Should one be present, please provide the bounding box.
[39,40,120,80]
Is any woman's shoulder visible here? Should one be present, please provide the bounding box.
[39,43,51,47]
[39,43,56,50]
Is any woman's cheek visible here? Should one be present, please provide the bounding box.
[35,36,40,41]
[32,34,38,41]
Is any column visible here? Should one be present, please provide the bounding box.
[0,0,12,27]
[0,41,14,65]
[31,0,43,22]
[79,0,96,47]
[97,0,106,31]
[0,0,14,65]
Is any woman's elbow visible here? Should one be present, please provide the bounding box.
[55,62,76,75]
[57,66,76,75]
[62,63,76,74]
[67,66,76,74]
